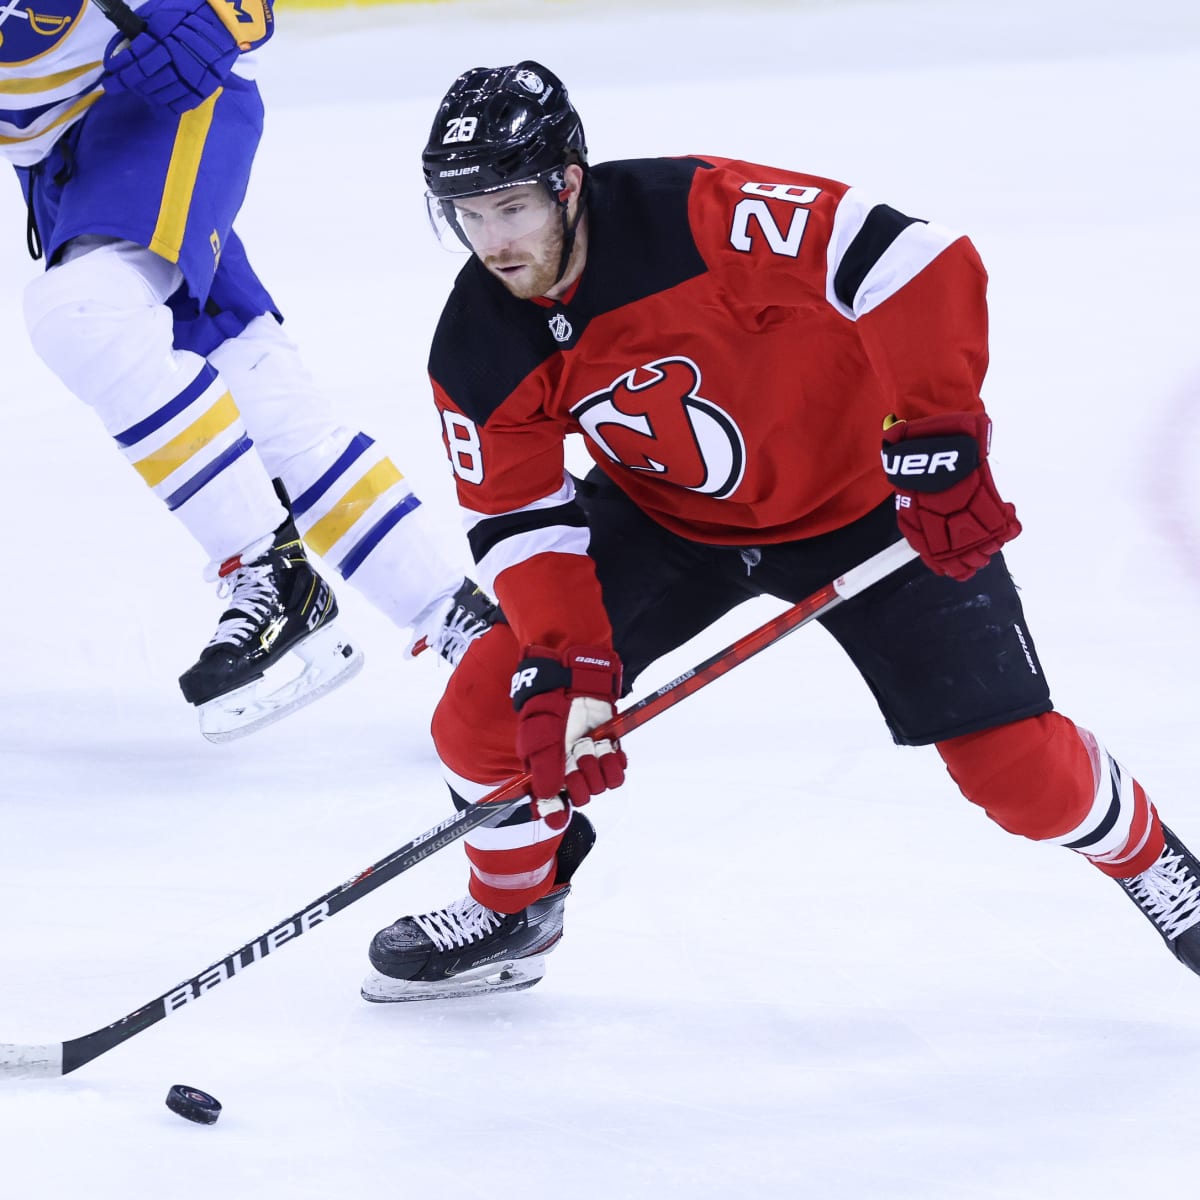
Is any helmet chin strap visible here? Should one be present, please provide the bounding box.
[551,170,588,290]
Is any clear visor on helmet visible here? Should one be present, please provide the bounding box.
[425,175,561,254]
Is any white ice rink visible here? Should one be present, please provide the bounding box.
[3,0,1200,1195]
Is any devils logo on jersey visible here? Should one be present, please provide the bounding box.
[570,356,746,500]
[0,0,85,64]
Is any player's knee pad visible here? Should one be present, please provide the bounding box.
[937,712,1092,839]
[208,314,339,461]
[207,311,295,377]
[432,618,523,791]
[24,240,185,424]
[938,712,1161,875]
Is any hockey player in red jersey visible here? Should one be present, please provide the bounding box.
[361,60,1200,1001]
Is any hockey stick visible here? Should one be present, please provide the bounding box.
[0,539,917,1078]
[90,0,146,38]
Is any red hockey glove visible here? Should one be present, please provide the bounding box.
[512,645,626,827]
[881,411,1021,582]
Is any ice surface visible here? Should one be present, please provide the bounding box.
[2,2,1200,1196]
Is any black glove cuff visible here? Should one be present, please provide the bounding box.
[511,656,572,712]
[881,434,980,493]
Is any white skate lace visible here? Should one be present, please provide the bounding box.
[1124,849,1200,940]
[206,562,280,649]
[429,604,492,667]
[413,896,505,951]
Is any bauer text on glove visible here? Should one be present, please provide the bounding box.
[511,645,626,818]
[102,0,274,116]
[881,410,1021,582]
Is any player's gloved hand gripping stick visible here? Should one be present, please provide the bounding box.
[0,540,916,1079]
[512,644,626,826]
[95,0,273,116]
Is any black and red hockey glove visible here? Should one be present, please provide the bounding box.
[511,645,625,827]
[881,411,1021,582]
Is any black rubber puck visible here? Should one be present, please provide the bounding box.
[165,1084,222,1125]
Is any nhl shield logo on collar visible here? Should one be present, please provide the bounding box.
[548,312,573,344]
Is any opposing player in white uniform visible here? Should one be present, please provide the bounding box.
[3,0,496,738]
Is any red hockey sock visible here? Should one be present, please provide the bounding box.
[430,616,569,912]
[465,835,564,913]
[937,712,1163,877]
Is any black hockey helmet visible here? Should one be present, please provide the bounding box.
[423,60,587,202]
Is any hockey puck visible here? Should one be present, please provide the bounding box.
[165,1084,222,1125]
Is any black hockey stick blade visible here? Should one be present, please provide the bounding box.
[90,0,146,38]
[0,539,916,1078]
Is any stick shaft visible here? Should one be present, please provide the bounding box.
[0,540,915,1078]
[90,0,146,38]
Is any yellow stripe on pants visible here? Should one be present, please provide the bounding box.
[149,88,222,263]
[305,459,406,556]
[132,392,240,487]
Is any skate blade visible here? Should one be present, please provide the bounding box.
[198,623,365,743]
[359,956,546,1004]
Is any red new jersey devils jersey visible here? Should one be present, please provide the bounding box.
[427,156,990,652]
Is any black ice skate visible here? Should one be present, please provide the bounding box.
[1116,824,1200,976]
[408,576,502,667]
[361,887,571,1003]
[361,812,594,1002]
[179,501,363,743]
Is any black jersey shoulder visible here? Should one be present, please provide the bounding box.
[575,156,712,316]
[429,156,714,427]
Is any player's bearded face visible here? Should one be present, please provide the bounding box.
[452,184,567,299]
[480,217,566,299]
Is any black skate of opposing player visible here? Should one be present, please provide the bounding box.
[361,811,594,1002]
[407,576,503,667]
[178,485,363,742]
